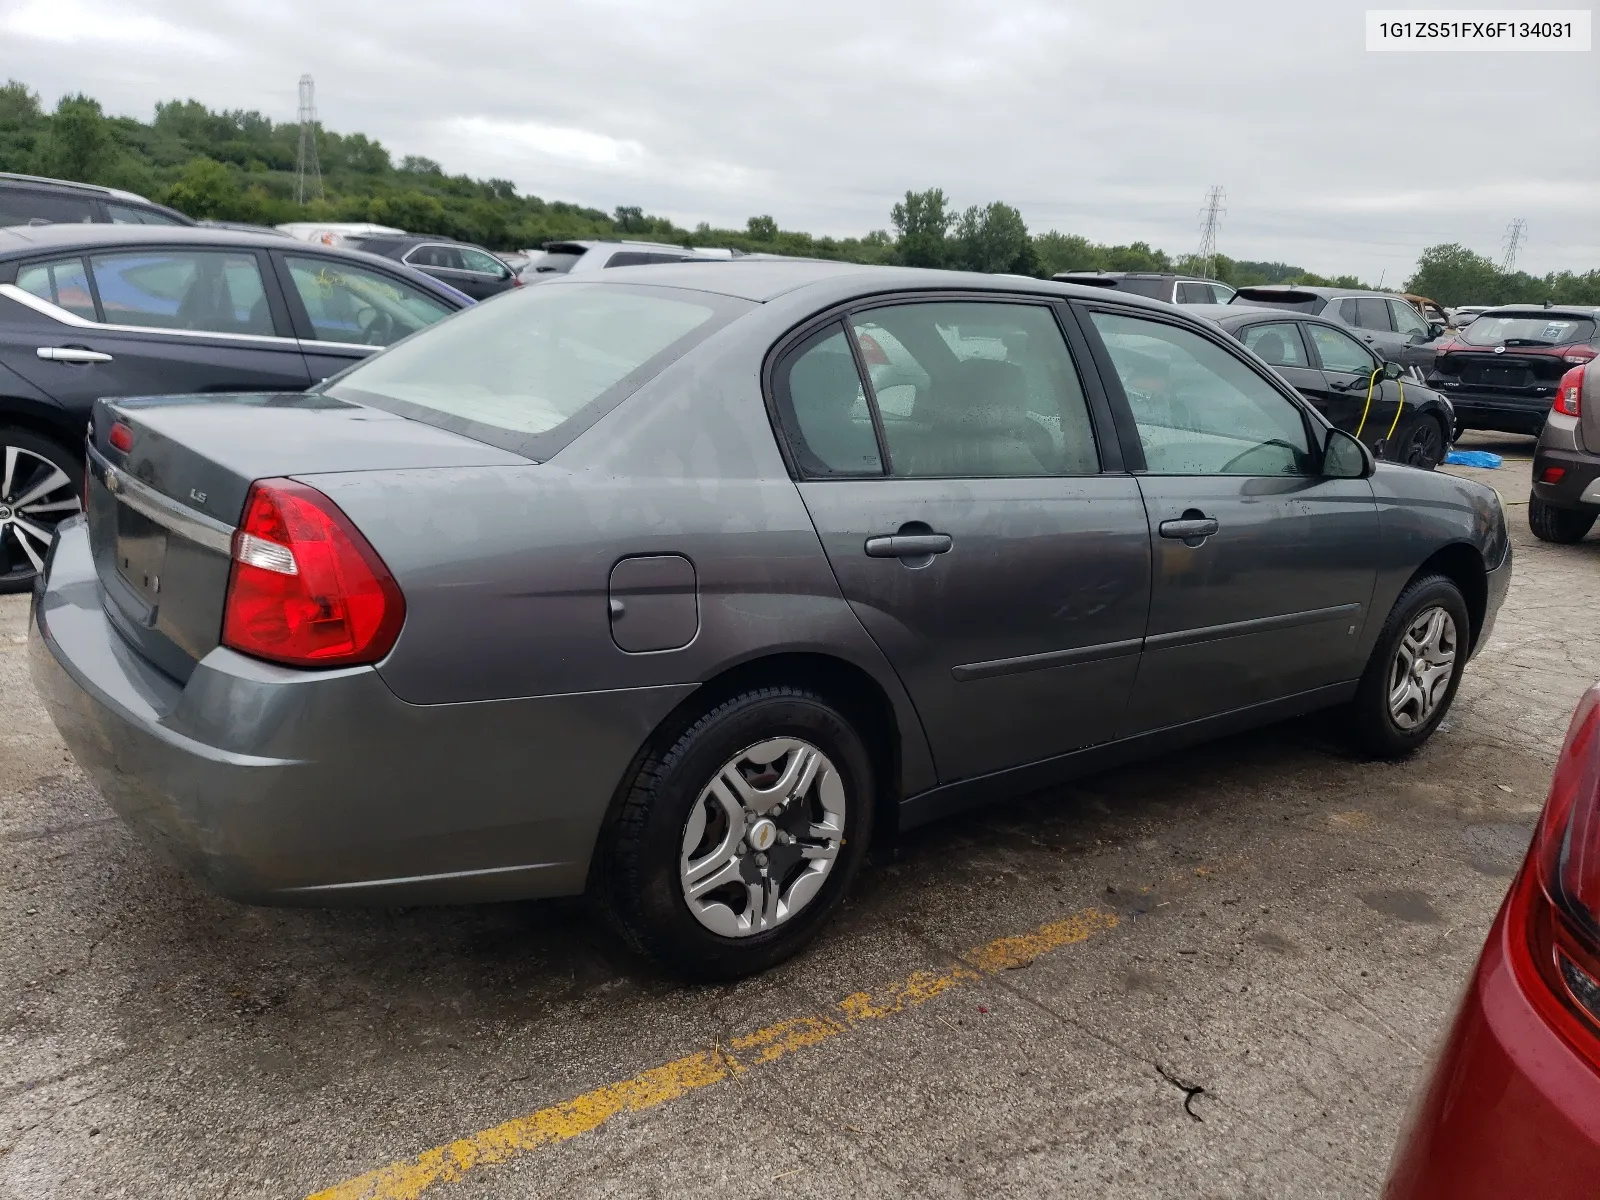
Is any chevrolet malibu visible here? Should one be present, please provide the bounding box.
[31,262,1512,978]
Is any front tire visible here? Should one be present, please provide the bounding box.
[0,428,83,593]
[1528,495,1597,544]
[1348,574,1470,758]
[1396,414,1448,471]
[596,686,875,980]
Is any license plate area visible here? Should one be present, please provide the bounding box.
[115,502,168,608]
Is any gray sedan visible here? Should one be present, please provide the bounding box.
[32,262,1511,978]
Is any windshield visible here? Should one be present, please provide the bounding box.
[326,283,748,457]
[1459,313,1596,347]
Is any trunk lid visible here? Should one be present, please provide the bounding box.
[87,392,526,681]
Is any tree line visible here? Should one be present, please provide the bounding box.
[2,81,1594,305]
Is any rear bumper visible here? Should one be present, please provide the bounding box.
[1429,383,1553,432]
[31,519,694,905]
[1384,888,1600,1200]
[1531,420,1600,510]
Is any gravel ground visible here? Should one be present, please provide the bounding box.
[2,431,1594,1200]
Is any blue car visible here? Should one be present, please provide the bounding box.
[0,224,472,589]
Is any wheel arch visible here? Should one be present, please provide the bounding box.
[1411,541,1488,654]
[588,650,913,888]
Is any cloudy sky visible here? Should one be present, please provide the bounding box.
[3,0,1596,281]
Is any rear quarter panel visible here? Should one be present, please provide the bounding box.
[302,306,939,797]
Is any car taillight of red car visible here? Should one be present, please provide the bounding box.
[1509,683,1600,1065]
[1554,365,1585,418]
[221,478,405,668]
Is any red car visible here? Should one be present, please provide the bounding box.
[1385,681,1600,1197]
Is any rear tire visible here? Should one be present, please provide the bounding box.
[1396,414,1448,471]
[1528,495,1596,544]
[595,686,875,980]
[0,428,83,594]
[1348,573,1470,759]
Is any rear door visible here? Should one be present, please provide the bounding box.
[1236,320,1327,403]
[1080,304,1379,733]
[270,250,458,383]
[780,295,1151,785]
[0,246,310,417]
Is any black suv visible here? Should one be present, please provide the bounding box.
[351,235,518,300]
[0,173,193,228]
[1429,306,1600,435]
[0,224,472,589]
[1053,271,1236,305]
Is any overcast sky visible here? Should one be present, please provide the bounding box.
[3,0,1596,281]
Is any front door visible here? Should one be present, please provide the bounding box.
[1304,321,1404,453]
[778,298,1151,785]
[271,251,457,384]
[1081,306,1379,734]
[1,247,310,414]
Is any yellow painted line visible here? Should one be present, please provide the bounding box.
[306,908,1117,1200]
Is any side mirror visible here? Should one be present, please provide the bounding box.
[1382,360,1404,380]
[1323,427,1374,479]
[1428,322,1446,339]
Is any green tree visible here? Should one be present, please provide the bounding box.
[613,205,648,234]
[746,214,778,242]
[1405,244,1503,307]
[368,190,447,233]
[950,202,1036,275]
[890,188,953,268]
[47,94,112,181]
[162,156,240,219]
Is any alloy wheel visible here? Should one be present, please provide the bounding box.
[679,737,847,938]
[0,444,80,585]
[1387,605,1457,730]
[1403,419,1444,469]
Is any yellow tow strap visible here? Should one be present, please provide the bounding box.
[1353,367,1407,449]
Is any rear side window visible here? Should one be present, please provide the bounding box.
[1354,298,1392,331]
[0,188,96,226]
[1090,311,1312,476]
[771,324,882,476]
[286,256,452,345]
[1241,322,1309,367]
[849,301,1100,478]
[326,283,747,458]
[88,250,274,335]
[16,257,97,320]
[105,202,185,226]
[405,244,464,270]
[1175,281,1213,304]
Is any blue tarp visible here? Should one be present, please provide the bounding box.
[1444,450,1504,468]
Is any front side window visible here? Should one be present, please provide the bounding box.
[458,247,506,276]
[1090,311,1313,476]
[88,250,273,335]
[771,325,882,476]
[1241,322,1309,368]
[16,256,97,320]
[1390,300,1429,338]
[848,301,1099,477]
[286,256,452,345]
[326,282,743,456]
[1175,281,1213,304]
[1307,323,1379,375]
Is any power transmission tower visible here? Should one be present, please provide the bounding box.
[1196,186,1226,279]
[1499,218,1526,273]
[294,74,323,206]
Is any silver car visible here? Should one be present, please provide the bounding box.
[32,262,1511,978]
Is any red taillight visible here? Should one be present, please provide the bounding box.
[221,479,405,668]
[1554,365,1585,417]
[1542,466,1568,484]
[108,421,134,453]
[1563,346,1597,366]
[1510,684,1600,1070]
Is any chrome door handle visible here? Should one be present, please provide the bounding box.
[1158,517,1219,540]
[37,347,112,364]
[864,533,953,558]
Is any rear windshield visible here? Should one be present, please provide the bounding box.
[1458,313,1597,347]
[324,283,749,458]
[1231,290,1324,313]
